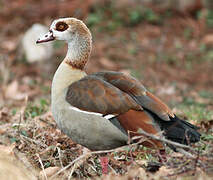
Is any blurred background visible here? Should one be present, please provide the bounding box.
[0,0,213,179]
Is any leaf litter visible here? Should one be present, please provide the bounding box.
[0,0,213,179]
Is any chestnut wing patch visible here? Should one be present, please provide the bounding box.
[92,71,174,121]
[66,75,142,115]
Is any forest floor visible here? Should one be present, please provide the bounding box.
[0,1,213,179]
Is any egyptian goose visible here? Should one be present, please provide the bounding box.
[36,17,200,173]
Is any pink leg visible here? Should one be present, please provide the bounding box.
[100,156,109,174]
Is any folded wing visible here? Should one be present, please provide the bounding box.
[66,75,142,115]
[93,71,174,121]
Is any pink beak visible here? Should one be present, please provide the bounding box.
[36,30,55,44]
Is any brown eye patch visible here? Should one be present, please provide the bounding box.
[55,21,68,32]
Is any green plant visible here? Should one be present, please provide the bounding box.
[144,8,161,24]
[86,13,102,27]
[183,27,193,39]
[202,134,213,141]
[129,10,143,25]
[178,97,213,122]
[199,90,213,99]
[24,99,49,118]
[206,10,213,28]
[11,108,17,115]
[128,8,162,26]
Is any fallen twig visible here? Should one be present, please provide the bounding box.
[131,129,194,151]
[50,152,92,179]
[37,153,47,180]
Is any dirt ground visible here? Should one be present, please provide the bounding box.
[0,0,213,179]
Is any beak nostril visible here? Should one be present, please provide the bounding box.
[36,30,55,44]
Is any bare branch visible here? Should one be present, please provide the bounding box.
[131,129,194,151]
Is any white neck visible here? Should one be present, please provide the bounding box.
[65,37,87,61]
[64,34,92,69]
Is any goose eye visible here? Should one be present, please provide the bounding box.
[55,22,68,32]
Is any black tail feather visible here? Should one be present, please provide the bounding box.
[161,115,200,145]
[145,110,201,145]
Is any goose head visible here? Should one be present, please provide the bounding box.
[36,17,92,69]
[36,17,91,43]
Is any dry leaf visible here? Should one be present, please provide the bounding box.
[99,57,117,70]
[0,151,36,180]
[39,166,60,179]
[157,166,173,176]
[5,81,19,98]
[0,124,11,135]
[135,159,147,166]
[170,152,184,158]
[202,34,213,46]
[0,107,9,122]
[5,81,28,100]
[157,86,175,95]
[119,69,131,76]
[1,40,17,51]
[0,143,16,156]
